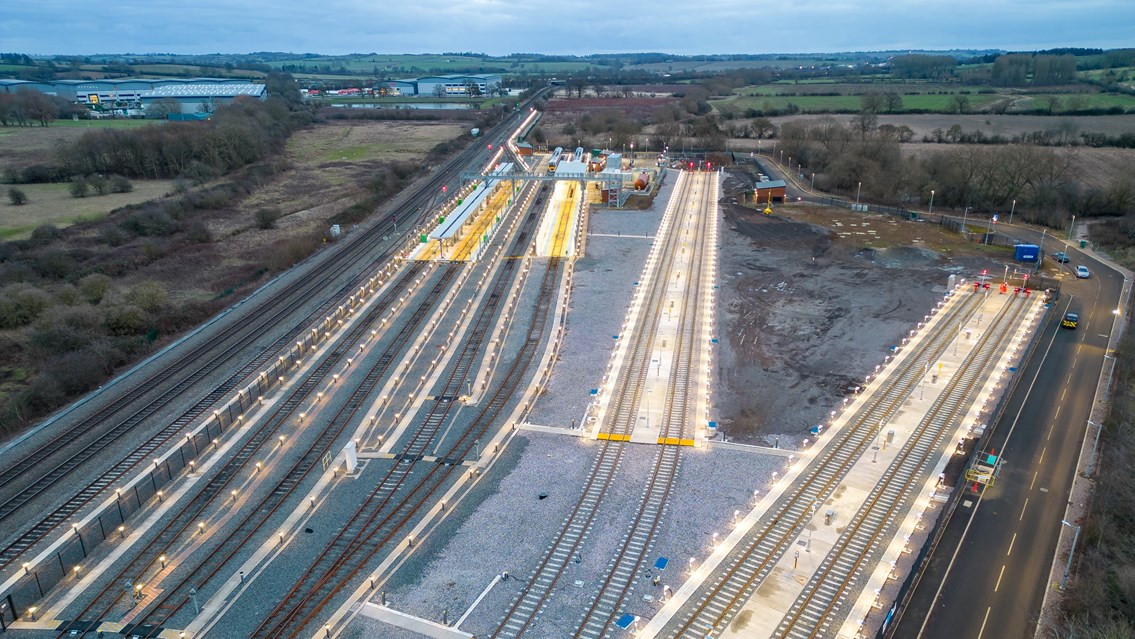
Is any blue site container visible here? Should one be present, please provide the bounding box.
[1014,244,1039,262]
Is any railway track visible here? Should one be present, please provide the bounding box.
[662,292,1027,639]
[0,99,538,579]
[252,196,563,639]
[53,264,453,636]
[773,295,1033,639]
[66,176,547,636]
[489,170,711,639]
[571,172,718,639]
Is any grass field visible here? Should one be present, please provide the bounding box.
[714,92,1004,114]
[738,83,991,96]
[0,180,176,239]
[127,64,265,79]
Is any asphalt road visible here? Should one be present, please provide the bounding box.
[893,234,1125,638]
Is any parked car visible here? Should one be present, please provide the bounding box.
[1062,312,1079,329]
[1076,265,1091,278]
[1053,252,1069,263]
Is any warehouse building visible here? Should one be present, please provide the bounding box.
[139,83,267,115]
[413,74,502,97]
[0,78,261,115]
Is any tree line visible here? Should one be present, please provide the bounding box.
[771,115,1135,224]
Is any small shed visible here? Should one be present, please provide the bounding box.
[754,179,786,203]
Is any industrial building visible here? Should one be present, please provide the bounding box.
[139,83,267,115]
[0,78,263,117]
[754,179,787,203]
[367,74,502,98]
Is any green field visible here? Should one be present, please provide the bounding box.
[737,83,992,97]
[714,92,1004,114]
[127,64,265,79]
[1011,92,1135,111]
[0,180,176,239]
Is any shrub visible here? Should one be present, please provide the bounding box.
[127,280,168,312]
[99,226,129,246]
[30,224,62,244]
[0,284,52,328]
[78,273,112,303]
[32,249,75,280]
[121,207,177,237]
[69,176,90,198]
[255,207,281,229]
[104,304,149,335]
[8,188,27,205]
[109,175,133,193]
[183,219,212,244]
[87,174,110,195]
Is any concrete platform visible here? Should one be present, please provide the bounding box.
[639,285,1046,638]
[587,171,717,447]
[535,181,582,258]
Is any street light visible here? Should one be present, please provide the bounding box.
[1009,199,1016,225]
[961,206,971,239]
[1060,520,1081,590]
[855,181,862,205]
[928,189,934,215]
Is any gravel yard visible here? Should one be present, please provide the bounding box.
[525,176,673,430]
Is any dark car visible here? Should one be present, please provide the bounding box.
[1062,312,1079,329]
[1053,252,1069,263]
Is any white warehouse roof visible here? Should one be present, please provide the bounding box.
[141,83,266,99]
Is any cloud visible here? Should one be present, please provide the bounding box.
[1,0,1132,56]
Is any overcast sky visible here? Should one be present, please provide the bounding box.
[4,0,1133,57]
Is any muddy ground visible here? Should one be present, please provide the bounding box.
[714,168,993,444]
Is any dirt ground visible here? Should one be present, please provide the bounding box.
[714,168,994,444]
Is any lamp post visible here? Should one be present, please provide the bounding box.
[810,172,815,190]
[928,189,934,215]
[855,181,862,205]
[961,206,971,239]
[1009,199,1016,225]
[1060,520,1081,590]
[1068,214,1076,243]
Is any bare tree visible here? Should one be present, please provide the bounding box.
[18,90,57,126]
[884,92,903,113]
